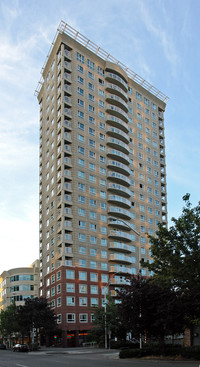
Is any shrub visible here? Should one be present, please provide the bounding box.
[119,345,200,360]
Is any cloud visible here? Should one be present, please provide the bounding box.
[139,1,180,77]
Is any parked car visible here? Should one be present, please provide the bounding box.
[13,344,29,352]
[0,344,6,350]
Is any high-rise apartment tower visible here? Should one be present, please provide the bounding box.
[36,21,168,347]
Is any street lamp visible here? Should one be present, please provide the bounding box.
[108,216,143,349]
[104,271,119,349]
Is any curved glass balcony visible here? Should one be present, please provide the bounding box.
[107,183,131,197]
[108,206,132,219]
[106,114,129,133]
[106,104,129,123]
[109,265,132,275]
[105,72,128,92]
[109,241,132,253]
[108,218,132,230]
[107,149,129,165]
[64,72,72,84]
[107,138,129,154]
[108,195,131,208]
[107,160,131,176]
[107,126,129,144]
[106,83,128,102]
[108,230,132,241]
[106,94,128,112]
[64,61,72,72]
[107,172,131,186]
[109,254,133,264]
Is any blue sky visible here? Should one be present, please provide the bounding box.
[0,0,199,273]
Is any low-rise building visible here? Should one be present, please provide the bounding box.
[0,260,39,310]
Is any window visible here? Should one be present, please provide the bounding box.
[90,261,97,269]
[78,87,84,95]
[97,66,104,76]
[78,110,84,119]
[89,105,94,113]
[99,133,105,140]
[66,283,75,292]
[79,233,86,241]
[101,263,107,270]
[79,271,87,280]
[88,93,94,101]
[90,222,97,231]
[89,127,95,136]
[78,183,85,191]
[89,175,96,183]
[101,250,107,258]
[151,102,157,111]
[77,52,84,63]
[90,273,98,281]
[100,156,106,163]
[78,134,84,143]
[79,297,87,306]
[136,92,142,101]
[78,208,85,216]
[101,274,108,283]
[78,99,84,107]
[57,297,61,307]
[89,151,95,159]
[79,259,86,267]
[99,121,105,129]
[91,298,98,307]
[90,235,97,244]
[78,122,84,131]
[90,285,98,294]
[78,195,85,204]
[100,144,105,152]
[79,314,88,322]
[101,238,107,246]
[99,100,104,108]
[77,76,84,84]
[87,59,95,70]
[67,313,75,323]
[79,284,87,293]
[100,179,106,186]
[88,82,94,90]
[100,167,106,175]
[99,111,105,119]
[90,248,97,257]
[78,171,85,179]
[57,314,62,324]
[90,211,96,220]
[79,246,86,254]
[98,88,104,96]
[89,162,95,171]
[66,270,74,279]
[100,202,106,210]
[89,115,95,124]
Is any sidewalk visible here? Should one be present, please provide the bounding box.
[29,346,119,356]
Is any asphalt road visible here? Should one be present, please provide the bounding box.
[0,348,200,367]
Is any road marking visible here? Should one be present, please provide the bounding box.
[16,364,28,367]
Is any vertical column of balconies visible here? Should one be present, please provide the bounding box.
[158,108,167,226]
[56,45,73,268]
[105,66,134,276]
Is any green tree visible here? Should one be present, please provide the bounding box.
[0,303,19,344]
[17,297,57,345]
[143,194,200,339]
[89,297,126,347]
[117,276,184,347]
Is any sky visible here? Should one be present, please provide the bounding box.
[0,0,199,274]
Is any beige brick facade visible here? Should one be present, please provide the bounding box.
[36,21,168,346]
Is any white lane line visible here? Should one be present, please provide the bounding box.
[16,364,28,367]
